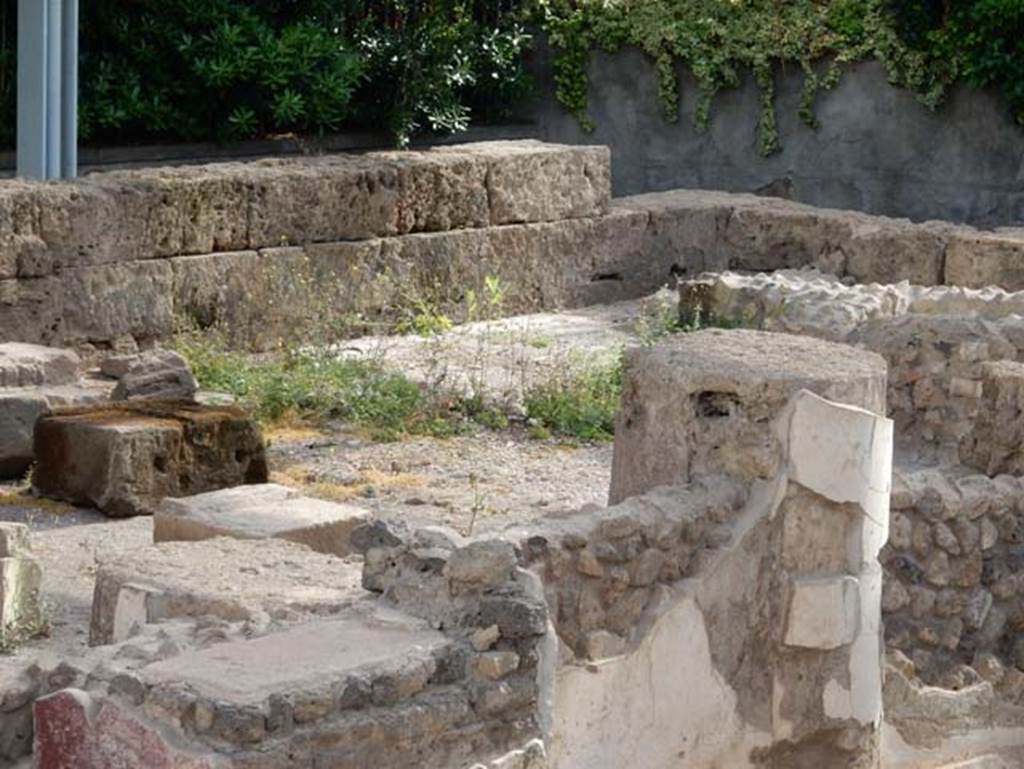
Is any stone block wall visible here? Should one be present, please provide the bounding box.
[0,140,620,352]
[3,143,1024,352]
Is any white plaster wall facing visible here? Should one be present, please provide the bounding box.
[549,592,768,769]
[549,387,894,769]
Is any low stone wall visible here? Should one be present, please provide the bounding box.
[24,329,906,768]
[884,468,1024,697]
[676,270,1024,717]
[4,146,1024,351]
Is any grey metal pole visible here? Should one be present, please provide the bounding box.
[16,0,48,179]
[61,0,77,179]
[45,0,63,179]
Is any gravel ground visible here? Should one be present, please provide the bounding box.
[267,427,613,536]
[0,427,613,668]
[0,298,638,669]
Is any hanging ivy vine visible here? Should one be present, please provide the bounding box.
[535,0,956,155]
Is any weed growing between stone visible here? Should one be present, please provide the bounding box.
[523,352,623,443]
[175,327,515,441]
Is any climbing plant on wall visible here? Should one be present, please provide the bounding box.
[0,0,1021,150]
[535,0,958,155]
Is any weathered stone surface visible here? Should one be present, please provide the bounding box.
[140,609,446,708]
[171,208,651,350]
[676,269,1024,456]
[33,402,268,517]
[0,377,117,479]
[785,576,860,649]
[881,467,1024,690]
[0,524,42,640]
[110,349,197,402]
[34,689,219,769]
[2,141,609,271]
[620,189,947,285]
[610,328,887,502]
[0,343,79,387]
[89,537,364,645]
[960,360,1024,476]
[945,229,1024,291]
[153,484,370,557]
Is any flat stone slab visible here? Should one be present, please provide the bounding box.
[90,537,365,645]
[154,484,370,557]
[32,402,268,517]
[0,343,79,388]
[141,607,446,708]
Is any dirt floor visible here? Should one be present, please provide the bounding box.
[0,297,646,673]
[0,426,612,670]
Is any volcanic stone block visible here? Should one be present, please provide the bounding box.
[32,402,268,517]
[609,329,887,503]
[960,360,1024,476]
[89,537,365,645]
[154,484,370,557]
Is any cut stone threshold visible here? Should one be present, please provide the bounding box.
[139,606,447,709]
[154,484,370,558]
[89,536,366,645]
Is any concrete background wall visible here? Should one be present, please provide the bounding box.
[526,45,1024,227]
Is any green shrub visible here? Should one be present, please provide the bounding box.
[79,0,364,143]
[0,0,533,147]
[941,0,1024,124]
[348,1,534,146]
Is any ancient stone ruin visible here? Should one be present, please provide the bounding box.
[2,140,1024,768]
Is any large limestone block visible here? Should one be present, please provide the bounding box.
[16,141,609,274]
[32,402,268,517]
[89,537,364,645]
[448,140,611,224]
[154,484,370,557]
[609,329,887,503]
[0,262,177,348]
[945,229,1024,291]
[0,343,79,387]
[171,209,650,350]
[618,188,947,285]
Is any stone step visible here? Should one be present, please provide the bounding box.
[153,484,370,557]
[89,536,366,645]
